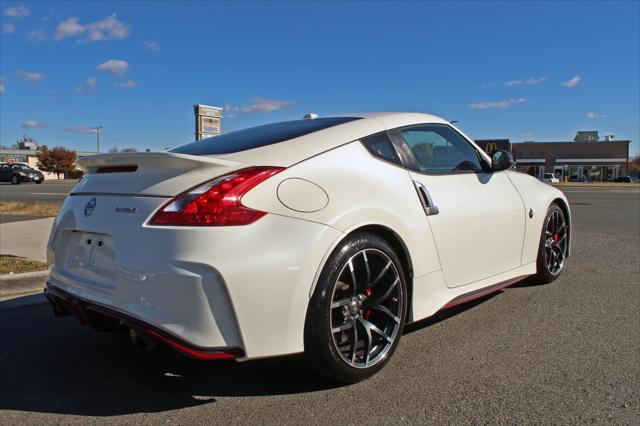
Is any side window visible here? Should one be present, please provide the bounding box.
[400,124,483,173]
[361,132,402,166]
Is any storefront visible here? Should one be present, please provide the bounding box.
[477,132,630,182]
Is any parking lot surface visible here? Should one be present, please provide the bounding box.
[0,181,76,203]
[0,187,638,424]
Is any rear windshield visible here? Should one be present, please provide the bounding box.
[170,117,361,155]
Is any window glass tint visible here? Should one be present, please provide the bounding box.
[361,132,401,166]
[171,117,360,155]
[400,124,482,173]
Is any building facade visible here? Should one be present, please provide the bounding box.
[476,131,630,181]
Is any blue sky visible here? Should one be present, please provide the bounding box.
[1,1,638,155]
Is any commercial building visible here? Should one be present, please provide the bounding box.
[476,131,630,181]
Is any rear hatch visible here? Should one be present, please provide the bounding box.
[49,152,247,291]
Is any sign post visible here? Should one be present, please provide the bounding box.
[194,104,223,140]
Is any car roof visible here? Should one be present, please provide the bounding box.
[208,112,475,167]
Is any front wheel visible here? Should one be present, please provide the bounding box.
[532,203,568,284]
[304,233,407,383]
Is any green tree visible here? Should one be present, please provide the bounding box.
[36,146,77,179]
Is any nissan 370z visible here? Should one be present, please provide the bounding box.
[45,113,570,383]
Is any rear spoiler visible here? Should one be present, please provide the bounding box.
[73,152,247,197]
[77,152,241,174]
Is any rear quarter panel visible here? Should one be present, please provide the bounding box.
[242,141,442,279]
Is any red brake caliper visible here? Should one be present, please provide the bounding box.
[364,288,373,319]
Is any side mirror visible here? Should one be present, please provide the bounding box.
[491,149,515,171]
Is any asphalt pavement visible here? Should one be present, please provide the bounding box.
[0,181,76,203]
[0,187,638,424]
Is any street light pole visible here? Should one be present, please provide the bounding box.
[93,125,103,153]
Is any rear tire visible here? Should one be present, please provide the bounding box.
[304,232,407,383]
[532,203,568,284]
[11,175,19,185]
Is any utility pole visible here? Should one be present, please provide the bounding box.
[93,125,103,153]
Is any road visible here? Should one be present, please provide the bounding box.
[0,187,638,424]
[0,181,76,203]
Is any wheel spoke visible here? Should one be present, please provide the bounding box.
[363,251,371,286]
[371,260,392,286]
[371,304,400,323]
[359,318,373,365]
[331,297,352,309]
[351,320,358,364]
[368,277,399,306]
[348,259,358,294]
[359,317,393,344]
[332,321,354,333]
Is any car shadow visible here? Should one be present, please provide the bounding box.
[0,300,338,417]
[0,285,518,417]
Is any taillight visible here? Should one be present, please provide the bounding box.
[150,166,284,226]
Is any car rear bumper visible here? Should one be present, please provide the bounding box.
[45,283,244,360]
[47,194,344,359]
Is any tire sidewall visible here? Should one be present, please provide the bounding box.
[305,232,407,383]
[536,203,565,283]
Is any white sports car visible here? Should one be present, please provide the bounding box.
[45,113,570,383]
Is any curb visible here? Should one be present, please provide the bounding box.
[0,270,48,299]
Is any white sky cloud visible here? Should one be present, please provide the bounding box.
[585,112,606,119]
[225,97,295,113]
[2,23,16,34]
[562,74,582,87]
[468,98,528,109]
[66,125,98,134]
[21,120,52,129]
[0,76,6,94]
[54,17,85,40]
[144,41,160,52]
[85,14,129,41]
[73,78,98,95]
[4,5,30,19]
[26,29,45,42]
[15,70,45,81]
[526,76,547,85]
[55,14,129,42]
[96,59,129,76]
[114,79,139,89]
[505,76,546,86]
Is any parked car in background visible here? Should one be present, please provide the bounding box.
[542,173,560,184]
[614,176,633,183]
[0,163,44,184]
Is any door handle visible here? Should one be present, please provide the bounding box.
[414,181,439,216]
